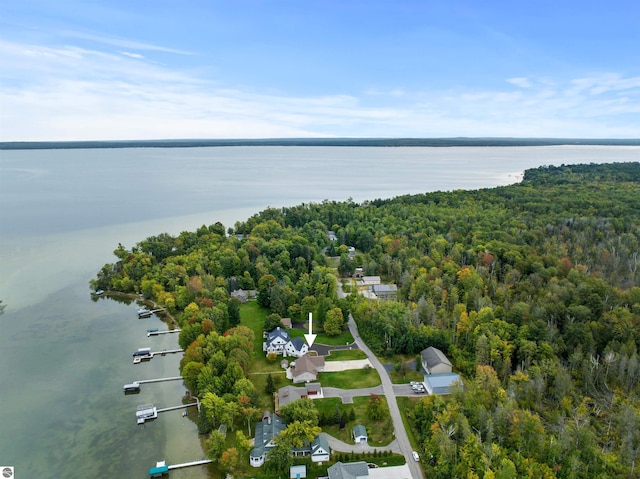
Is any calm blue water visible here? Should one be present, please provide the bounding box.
[0,145,638,478]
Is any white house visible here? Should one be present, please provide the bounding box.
[264,327,290,355]
[311,435,331,462]
[352,424,368,444]
[264,328,310,358]
[284,337,309,358]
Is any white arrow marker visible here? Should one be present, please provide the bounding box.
[304,312,317,347]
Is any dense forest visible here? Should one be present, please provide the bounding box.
[93,162,640,478]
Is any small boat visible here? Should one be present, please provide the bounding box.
[95,289,104,295]
[137,308,152,318]
[146,328,159,333]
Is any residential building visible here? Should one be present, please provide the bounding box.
[250,412,286,467]
[311,434,331,462]
[424,373,462,395]
[360,276,381,286]
[277,383,324,410]
[285,336,309,358]
[420,346,453,375]
[352,424,368,444]
[327,461,369,479]
[289,353,325,383]
[264,327,310,358]
[371,284,398,299]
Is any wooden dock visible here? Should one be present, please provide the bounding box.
[132,349,184,364]
[149,459,212,477]
[147,329,181,337]
[156,402,198,413]
[168,459,212,470]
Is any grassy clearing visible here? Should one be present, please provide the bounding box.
[325,349,368,361]
[314,395,394,446]
[318,367,381,389]
[396,396,421,450]
[315,329,354,345]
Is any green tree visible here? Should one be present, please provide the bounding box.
[324,307,344,336]
[366,394,387,420]
[265,373,276,396]
[205,430,226,460]
[279,399,319,426]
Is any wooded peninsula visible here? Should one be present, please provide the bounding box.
[93,162,640,478]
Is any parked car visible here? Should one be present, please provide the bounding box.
[413,451,420,461]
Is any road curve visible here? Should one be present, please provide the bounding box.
[348,314,424,479]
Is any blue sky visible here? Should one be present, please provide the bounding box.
[1,0,639,140]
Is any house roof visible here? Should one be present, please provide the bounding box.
[281,317,292,328]
[312,434,330,455]
[372,284,397,293]
[420,346,452,369]
[289,336,306,351]
[290,464,307,478]
[424,373,462,395]
[250,412,286,458]
[352,424,367,437]
[267,327,290,345]
[292,354,325,379]
[328,461,370,479]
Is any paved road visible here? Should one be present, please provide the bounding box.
[348,314,424,479]
[320,432,401,454]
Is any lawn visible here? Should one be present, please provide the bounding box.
[314,396,394,447]
[318,367,381,389]
[240,301,283,374]
[325,349,368,361]
[396,396,422,450]
[315,329,354,345]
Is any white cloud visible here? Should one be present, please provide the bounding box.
[507,77,533,88]
[120,51,144,59]
[1,37,639,141]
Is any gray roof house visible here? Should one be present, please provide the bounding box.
[311,434,331,462]
[420,346,453,375]
[264,327,291,355]
[285,336,309,358]
[291,434,332,463]
[327,461,370,479]
[424,373,462,395]
[289,353,325,383]
[371,284,398,300]
[277,383,324,410]
[352,424,368,444]
[250,412,286,467]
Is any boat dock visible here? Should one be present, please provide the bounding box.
[156,402,198,413]
[122,376,183,392]
[137,401,198,424]
[149,459,212,477]
[138,308,165,318]
[147,329,181,337]
[132,349,184,364]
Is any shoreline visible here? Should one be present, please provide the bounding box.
[97,290,179,328]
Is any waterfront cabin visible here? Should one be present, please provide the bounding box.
[136,404,158,424]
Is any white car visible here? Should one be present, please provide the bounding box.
[412,451,420,461]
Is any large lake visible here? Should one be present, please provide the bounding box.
[0,145,638,478]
